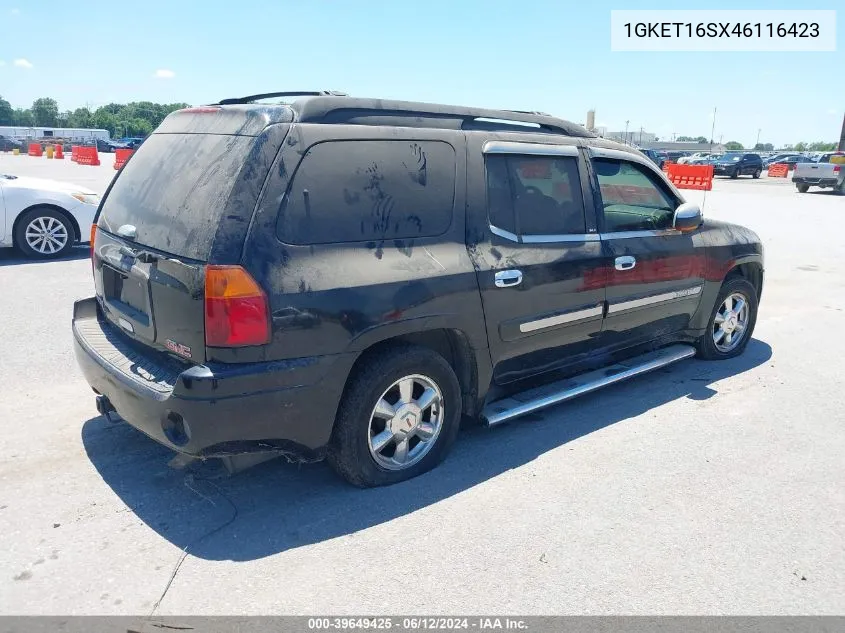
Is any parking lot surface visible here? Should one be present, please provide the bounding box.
[1,154,844,614]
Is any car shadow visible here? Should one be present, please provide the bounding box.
[0,245,89,267]
[82,339,772,562]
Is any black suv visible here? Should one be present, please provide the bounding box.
[73,92,764,487]
[713,153,764,179]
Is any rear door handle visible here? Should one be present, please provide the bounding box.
[494,269,523,288]
[615,256,636,271]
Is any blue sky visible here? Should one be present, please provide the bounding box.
[1,0,842,146]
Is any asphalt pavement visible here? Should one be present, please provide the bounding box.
[1,153,843,614]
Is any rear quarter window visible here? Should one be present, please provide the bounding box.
[99,133,256,260]
[276,140,456,245]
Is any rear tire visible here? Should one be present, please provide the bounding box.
[730,169,739,179]
[753,169,762,179]
[696,277,758,361]
[796,184,810,193]
[14,207,74,259]
[327,344,462,487]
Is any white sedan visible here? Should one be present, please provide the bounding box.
[676,152,711,165]
[0,174,99,259]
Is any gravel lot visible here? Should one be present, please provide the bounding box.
[1,153,843,615]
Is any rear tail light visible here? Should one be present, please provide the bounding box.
[834,165,841,174]
[204,265,270,347]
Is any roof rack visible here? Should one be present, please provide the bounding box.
[214,90,348,105]
[290,97,594,138]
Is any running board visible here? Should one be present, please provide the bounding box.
[482,344,696,426]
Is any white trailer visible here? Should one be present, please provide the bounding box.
[0,126,111,142]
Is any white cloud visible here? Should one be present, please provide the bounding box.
[153,69,175,79]
[10,8,20,15]
[13,58,32,69]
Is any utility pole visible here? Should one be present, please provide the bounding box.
[624,120,630,145]
[756,128,761,149]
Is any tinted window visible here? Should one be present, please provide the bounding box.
[593,159,677,232]
[99,133,256,260]
[485,154,586,236]
[277,140,455,245]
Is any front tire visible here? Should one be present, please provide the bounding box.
[14,207,74,259]
[730,169,739,179]
[327,344,462,487]
[753,169,762,179]
[697,277,758,360]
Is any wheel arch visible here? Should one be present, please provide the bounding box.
[343,328,485,419]
[725,260,763,303]
[12,203,82,246]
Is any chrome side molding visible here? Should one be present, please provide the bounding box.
[481,344,696,426]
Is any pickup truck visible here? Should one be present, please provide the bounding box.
[793,152,845,193]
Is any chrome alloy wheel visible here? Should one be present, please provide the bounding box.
[367,374,444,471]
[25,216,68,254]
[713,292,750,353]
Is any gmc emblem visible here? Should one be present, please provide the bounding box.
[165,339,192,359]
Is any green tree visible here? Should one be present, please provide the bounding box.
[13,108,34,126]
[695,136,707,144]
[676,136,694,141]
[794,142,808,152]
[754,142,774,151]
[68,107,93,128]
[724,141,744,150]
[808,141,837,151]
[31,97,59,126]
[0,96,13,125]
[92,108,117,135]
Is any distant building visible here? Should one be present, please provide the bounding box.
[0,126,110,142]
[642,141,726,153]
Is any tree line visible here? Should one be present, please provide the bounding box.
[675,136,837,152]
[0,96,190,137]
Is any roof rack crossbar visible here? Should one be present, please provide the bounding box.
[215,90,348,105]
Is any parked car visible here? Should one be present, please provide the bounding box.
[72,93,764,487]
[792,152,845,193]
[777,155,814,171]
[639,148,666,168]
[661,150,690,164]
[0,136,23,152]
[713,153,763,179]
[115,137,146,150]
[676,152,710,165]
[763,153,799,167]
[0,173,99,258]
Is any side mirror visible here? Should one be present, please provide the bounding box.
[673,202,703,233]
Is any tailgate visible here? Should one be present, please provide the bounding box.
[793,163,834,178]
[93,229,206,363]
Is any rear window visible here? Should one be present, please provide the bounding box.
[276,140,456,245]
[98,133,256,260]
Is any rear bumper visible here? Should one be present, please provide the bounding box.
[72,297,356,459]
[792,177,839,187]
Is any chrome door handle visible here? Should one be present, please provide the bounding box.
[494,269,523,288]
[615,256,636,271]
